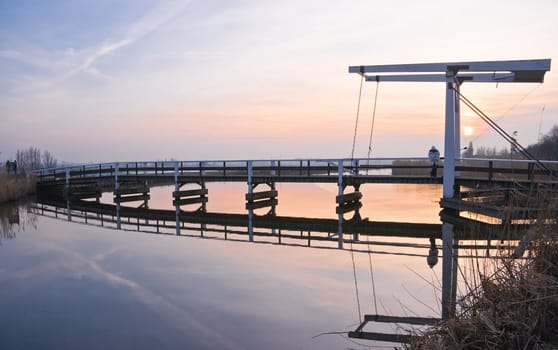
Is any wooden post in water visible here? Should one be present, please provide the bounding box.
[247,161,254,242]
[442,222,455,320]
[451,238,459,316]
[337,161,344,249]
[174,161,180,236]
[65,168,72,221]
[115,163,121,230]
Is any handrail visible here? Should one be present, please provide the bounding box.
[33,157,429,178]
[32,157,558,184]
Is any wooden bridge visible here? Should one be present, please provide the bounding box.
[35,157,557,223]
[34,157,557,187]
[28,58,557,344]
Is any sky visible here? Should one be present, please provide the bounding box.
[1,0,557,164]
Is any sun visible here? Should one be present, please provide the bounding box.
[463,126,474,136]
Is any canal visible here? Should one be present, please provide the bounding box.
[1,183,446,349]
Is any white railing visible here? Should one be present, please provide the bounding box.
[33,157,431,182]
[32,157,558,184]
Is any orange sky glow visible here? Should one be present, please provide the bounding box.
[1,1,557,163]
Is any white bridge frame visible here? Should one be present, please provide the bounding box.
[349,59,551,199]
[349,58,551,320]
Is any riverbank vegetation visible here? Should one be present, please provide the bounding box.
[463,124,558,160]
[0,173,37,204]
[408,189,558,349]
[1,147,57,204]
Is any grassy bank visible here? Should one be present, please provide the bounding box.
[0,173,37,204]
[408,190,558,349]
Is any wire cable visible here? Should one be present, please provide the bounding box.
[351,74,364,159]
[350,239,362,323]
[366,80,380,176]
[453,87,557,180]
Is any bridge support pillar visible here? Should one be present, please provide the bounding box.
[443,71,457,199]
[114,181,150,208]
[337,162,344,249]
[245,183,278,213]
[442,222,457,320]
[336,162,364,248]
[246,161,279,242]
[336,183,363,244]
[173,182,208,212]
[174,162,180,235]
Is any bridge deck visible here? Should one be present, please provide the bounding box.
[34,157,558,188]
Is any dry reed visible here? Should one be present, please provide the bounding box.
[0,173,37,204]
[408,188,558,349]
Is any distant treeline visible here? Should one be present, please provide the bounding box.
[462,125,558,160]
[3,147,58,176]
[15,147,58,173]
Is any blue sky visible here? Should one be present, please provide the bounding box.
[1,0,557,163]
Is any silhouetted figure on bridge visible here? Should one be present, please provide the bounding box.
[5,160,17,176]
[428,146,440,177]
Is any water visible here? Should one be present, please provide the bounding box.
[0,184,444,349]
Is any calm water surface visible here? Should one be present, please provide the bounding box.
[1,184,443,349]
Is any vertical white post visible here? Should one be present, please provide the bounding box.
[451,239,459,317]
[442,222,455,320]
[442,68,460,320]
[174,161,180,235]
[247,161,254,242]
[337,161,344,249]
[247,161,253,191]
[65,168,70,190]
[65,168,72,221]
[443,72,456,199]
[115,163,121,230]
[114,163,120,191]
[454,84,461,158]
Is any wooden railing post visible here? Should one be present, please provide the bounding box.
[337,161,344,249]
[247,160,254,242]
[114,163,120,191]
[65,168,70,192]
[174,161,180,235]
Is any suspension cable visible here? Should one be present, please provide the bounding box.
[453,87,556,180]
[350,245,362,323]
[351,74,365,159]
[367,79,380,159]
[367,243,379,315]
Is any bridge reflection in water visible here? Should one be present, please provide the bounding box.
[31,193,526,345]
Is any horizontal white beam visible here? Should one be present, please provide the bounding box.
[349,59,551,74]
[364,73,520,83]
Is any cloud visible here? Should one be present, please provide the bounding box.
[2,1,190,93]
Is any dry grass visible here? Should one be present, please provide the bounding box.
[0,173,37,204]
[408,189,558,350]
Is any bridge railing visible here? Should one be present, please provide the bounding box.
[456,158,558,182]
[33,157,435,183]
[35,157,558,185]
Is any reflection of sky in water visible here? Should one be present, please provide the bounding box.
[0,184,444,349]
